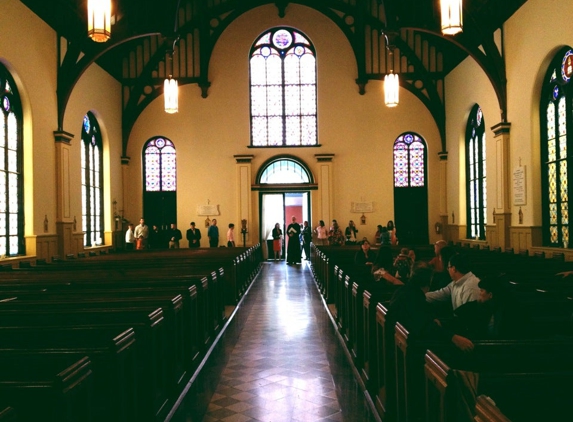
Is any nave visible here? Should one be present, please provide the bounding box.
[171,261,377,422]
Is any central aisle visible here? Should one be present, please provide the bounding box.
[172,261,377,422]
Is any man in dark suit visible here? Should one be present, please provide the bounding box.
[186,221,202,248]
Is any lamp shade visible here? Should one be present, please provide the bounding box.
[87,0,111,42]
[164,78,179,114]
[441,0,463,35]
[384,73,399,107]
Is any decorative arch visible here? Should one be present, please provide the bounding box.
[255,156,315,188]
[541,46,573,248]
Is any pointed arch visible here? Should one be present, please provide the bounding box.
[465,104,487,240]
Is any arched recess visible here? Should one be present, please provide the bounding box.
[142,137,177,232]
[393,132,429,245]
[253,156,317,260]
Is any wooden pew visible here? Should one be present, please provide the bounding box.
[0,353,94,422]
[474,395,511,422]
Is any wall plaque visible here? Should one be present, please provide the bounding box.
[197,204,220,216]
[351,202,373,213]
[513,166,526,206]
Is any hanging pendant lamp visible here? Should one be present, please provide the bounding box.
[87,0,111,42]
[384,73,399,108]
[441,0,463,35]
[164,77,179,114]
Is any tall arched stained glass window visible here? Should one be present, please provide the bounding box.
[0,65,23,256]
[393,133,426,187]
[250,27,317,147]
[81,112,104,247]
[144,137,176,192]
[465,104,487,240]
[541,47,573,248]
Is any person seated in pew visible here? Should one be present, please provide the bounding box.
[453,276,529,339]
[426,253,480,311]
[354,239,376,267]
[372,246,403,286]
[428,240,447,272]
[387,266,474,351]
[429,246,456,291]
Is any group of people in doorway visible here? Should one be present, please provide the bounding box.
[125,218,236,250]
[271,216,312,264]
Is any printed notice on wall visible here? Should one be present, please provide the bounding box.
[513,166,526,205]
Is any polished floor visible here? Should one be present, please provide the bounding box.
[170,260,377,422]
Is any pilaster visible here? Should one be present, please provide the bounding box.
[315,154,334,226]
[491,122,512,249]
[234,155,254,246]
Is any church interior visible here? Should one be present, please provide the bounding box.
[1,0,573,421]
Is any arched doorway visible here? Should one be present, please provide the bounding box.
[254,157,317,260]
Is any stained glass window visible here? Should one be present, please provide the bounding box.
[250,27,317,147]
[0,64,23,256]
[465,105,487,240]
[81,112,104,247]
[393,133,426,188]
[542,47,573,247]
[144,137,176,192]
[258,158,311,184]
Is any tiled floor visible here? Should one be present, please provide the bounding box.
[171,261,377,422]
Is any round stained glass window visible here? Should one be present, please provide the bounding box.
[294,46,305,57]
[155,138,165,148]
[261,46,271,57]
[272,30,292,49]
[561,50,573,83]
[3,96,10,112]
[404,134,414,144]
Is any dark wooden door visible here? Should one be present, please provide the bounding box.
[393,187,428,245]
[143,191,176,232]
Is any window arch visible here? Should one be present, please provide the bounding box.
[144,137,176,192]
[465,104,487,240]
[81,112,104,247]
[0,64,24,256]
[393,133,426,188]
[250,27,317,147]
[258,158,312,184]
[541,47,573,247]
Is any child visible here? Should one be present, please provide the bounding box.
[394,247,413,280]
[227,223,235,247]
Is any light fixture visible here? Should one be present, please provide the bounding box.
[383,33,399,107]
[164,77,178,114]
[164,44,179,114]
[441,0,463,35]
[87,0,112,43]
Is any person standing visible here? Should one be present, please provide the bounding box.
[271,223,283,261]
[314,220,328,245]
[125,223,135,251]
[227,223,236,247]
[328,220,345,246]
[208,219,219,248]
[186,222,201,248]
[147,224,162,249]
[345,220,358,245]
[168,223,182,248]
[134,218,149,250]
[301,221,312,260]
[286,216,302,264]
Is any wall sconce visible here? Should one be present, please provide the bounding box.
[441,0,463,35]
[87,0,112,43]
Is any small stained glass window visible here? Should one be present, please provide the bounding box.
[250,27,317,147]
[258,158,311,184]
[393,133,426,188]
[144,137,176,192]
[81,112,104,247]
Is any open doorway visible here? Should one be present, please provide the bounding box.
[260,192,310,260]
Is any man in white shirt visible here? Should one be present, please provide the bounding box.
[426,253,480,310]
[134,218,149,250]
[125,224,135,251]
